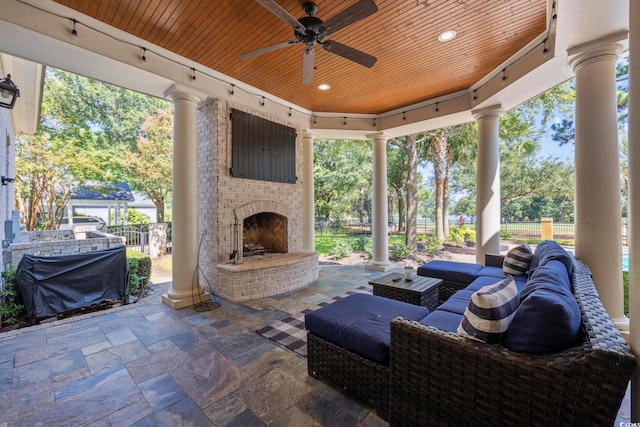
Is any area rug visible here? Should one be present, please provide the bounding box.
[255,285,372,357]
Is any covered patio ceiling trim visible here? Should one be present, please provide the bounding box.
[2,0,574,140]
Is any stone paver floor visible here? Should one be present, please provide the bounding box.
[0,265,389,426]
[0,263,631,426]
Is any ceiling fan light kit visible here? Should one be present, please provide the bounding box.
[241,0,378,84]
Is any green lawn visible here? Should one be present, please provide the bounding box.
[315,233,406,255]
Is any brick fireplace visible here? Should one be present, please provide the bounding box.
[197,100,319,302]
[242,212,287,256]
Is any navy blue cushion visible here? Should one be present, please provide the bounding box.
[436,289,475,315]
[531,240,573,275]
[477,266,507,279]
[468,275,529,294]
[503,287,581,354]
[466,276,505,292]
[512,274,528,291]
[304,293,429,364]
[521,260,571,300]
[417,260,483,284]
[420,310,463,333]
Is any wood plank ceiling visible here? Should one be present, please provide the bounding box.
[53,0,547,115]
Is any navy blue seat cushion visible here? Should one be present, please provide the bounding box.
[436,289,475,315]
[530,240,573,275]
[503,286,581,354]
[420,310,463,333]
[467,275,528,293]
[304,293,429,364]
[417,260,483,284]
[477,266,507,279]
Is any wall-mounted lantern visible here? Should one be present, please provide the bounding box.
[0,75,20,109]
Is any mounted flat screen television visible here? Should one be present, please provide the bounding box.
[230,109,296,184]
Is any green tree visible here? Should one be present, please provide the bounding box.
[389,135,421,251]
[314,139,372,224]
[419,124,476,243]
[125,108,173,223]
[450,83,576,224]
[16,68,170,229]
[15,133,80,229]
[387,144,407,232]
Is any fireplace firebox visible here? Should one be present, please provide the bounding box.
[242,212,288,257]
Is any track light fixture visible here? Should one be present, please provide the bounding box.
[0,75,20,109]
[71,19,78,40]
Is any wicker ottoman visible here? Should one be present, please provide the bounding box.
[370,272,442,311]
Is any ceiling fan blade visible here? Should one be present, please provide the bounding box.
[323,40,376,68]
[255,0,305,32]
[322,0,378,36]
[240,40,298,59]
[302,48,315,84]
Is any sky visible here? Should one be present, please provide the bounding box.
[539,135,574,162]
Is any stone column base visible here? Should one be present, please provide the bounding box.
[365,261,395,272]
[162,290,211,309]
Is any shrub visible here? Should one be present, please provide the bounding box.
[127,258,141,295]
[390,244,412,260]
[623,271,629,317]
[1,266,24,325]
[352,235,369,251]
[127,249,151,295]
[421,234,443,254]
[364,239,373,259]
[500,230,514,239]
[331,240,352,260]
[112,208,151,225]
[449,225,476,245]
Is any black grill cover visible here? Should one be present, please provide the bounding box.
[16,245,129,320]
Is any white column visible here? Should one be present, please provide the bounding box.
[570,41,629,332]
[366,132,392,271]
[627,0,640,419]
[472,106,502,265]
[162,85,208,309]
[302,131,316,252]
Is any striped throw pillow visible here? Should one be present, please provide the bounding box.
[457,277,519,344]
[503,243,533,275]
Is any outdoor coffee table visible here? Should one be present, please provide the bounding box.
[370,271,442,311]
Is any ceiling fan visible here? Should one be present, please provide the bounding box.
[240,0,378,84]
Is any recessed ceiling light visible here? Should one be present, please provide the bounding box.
[438,30,457,42]
[318,83,331,91]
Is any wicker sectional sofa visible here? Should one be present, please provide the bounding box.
[305,242,636,426]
